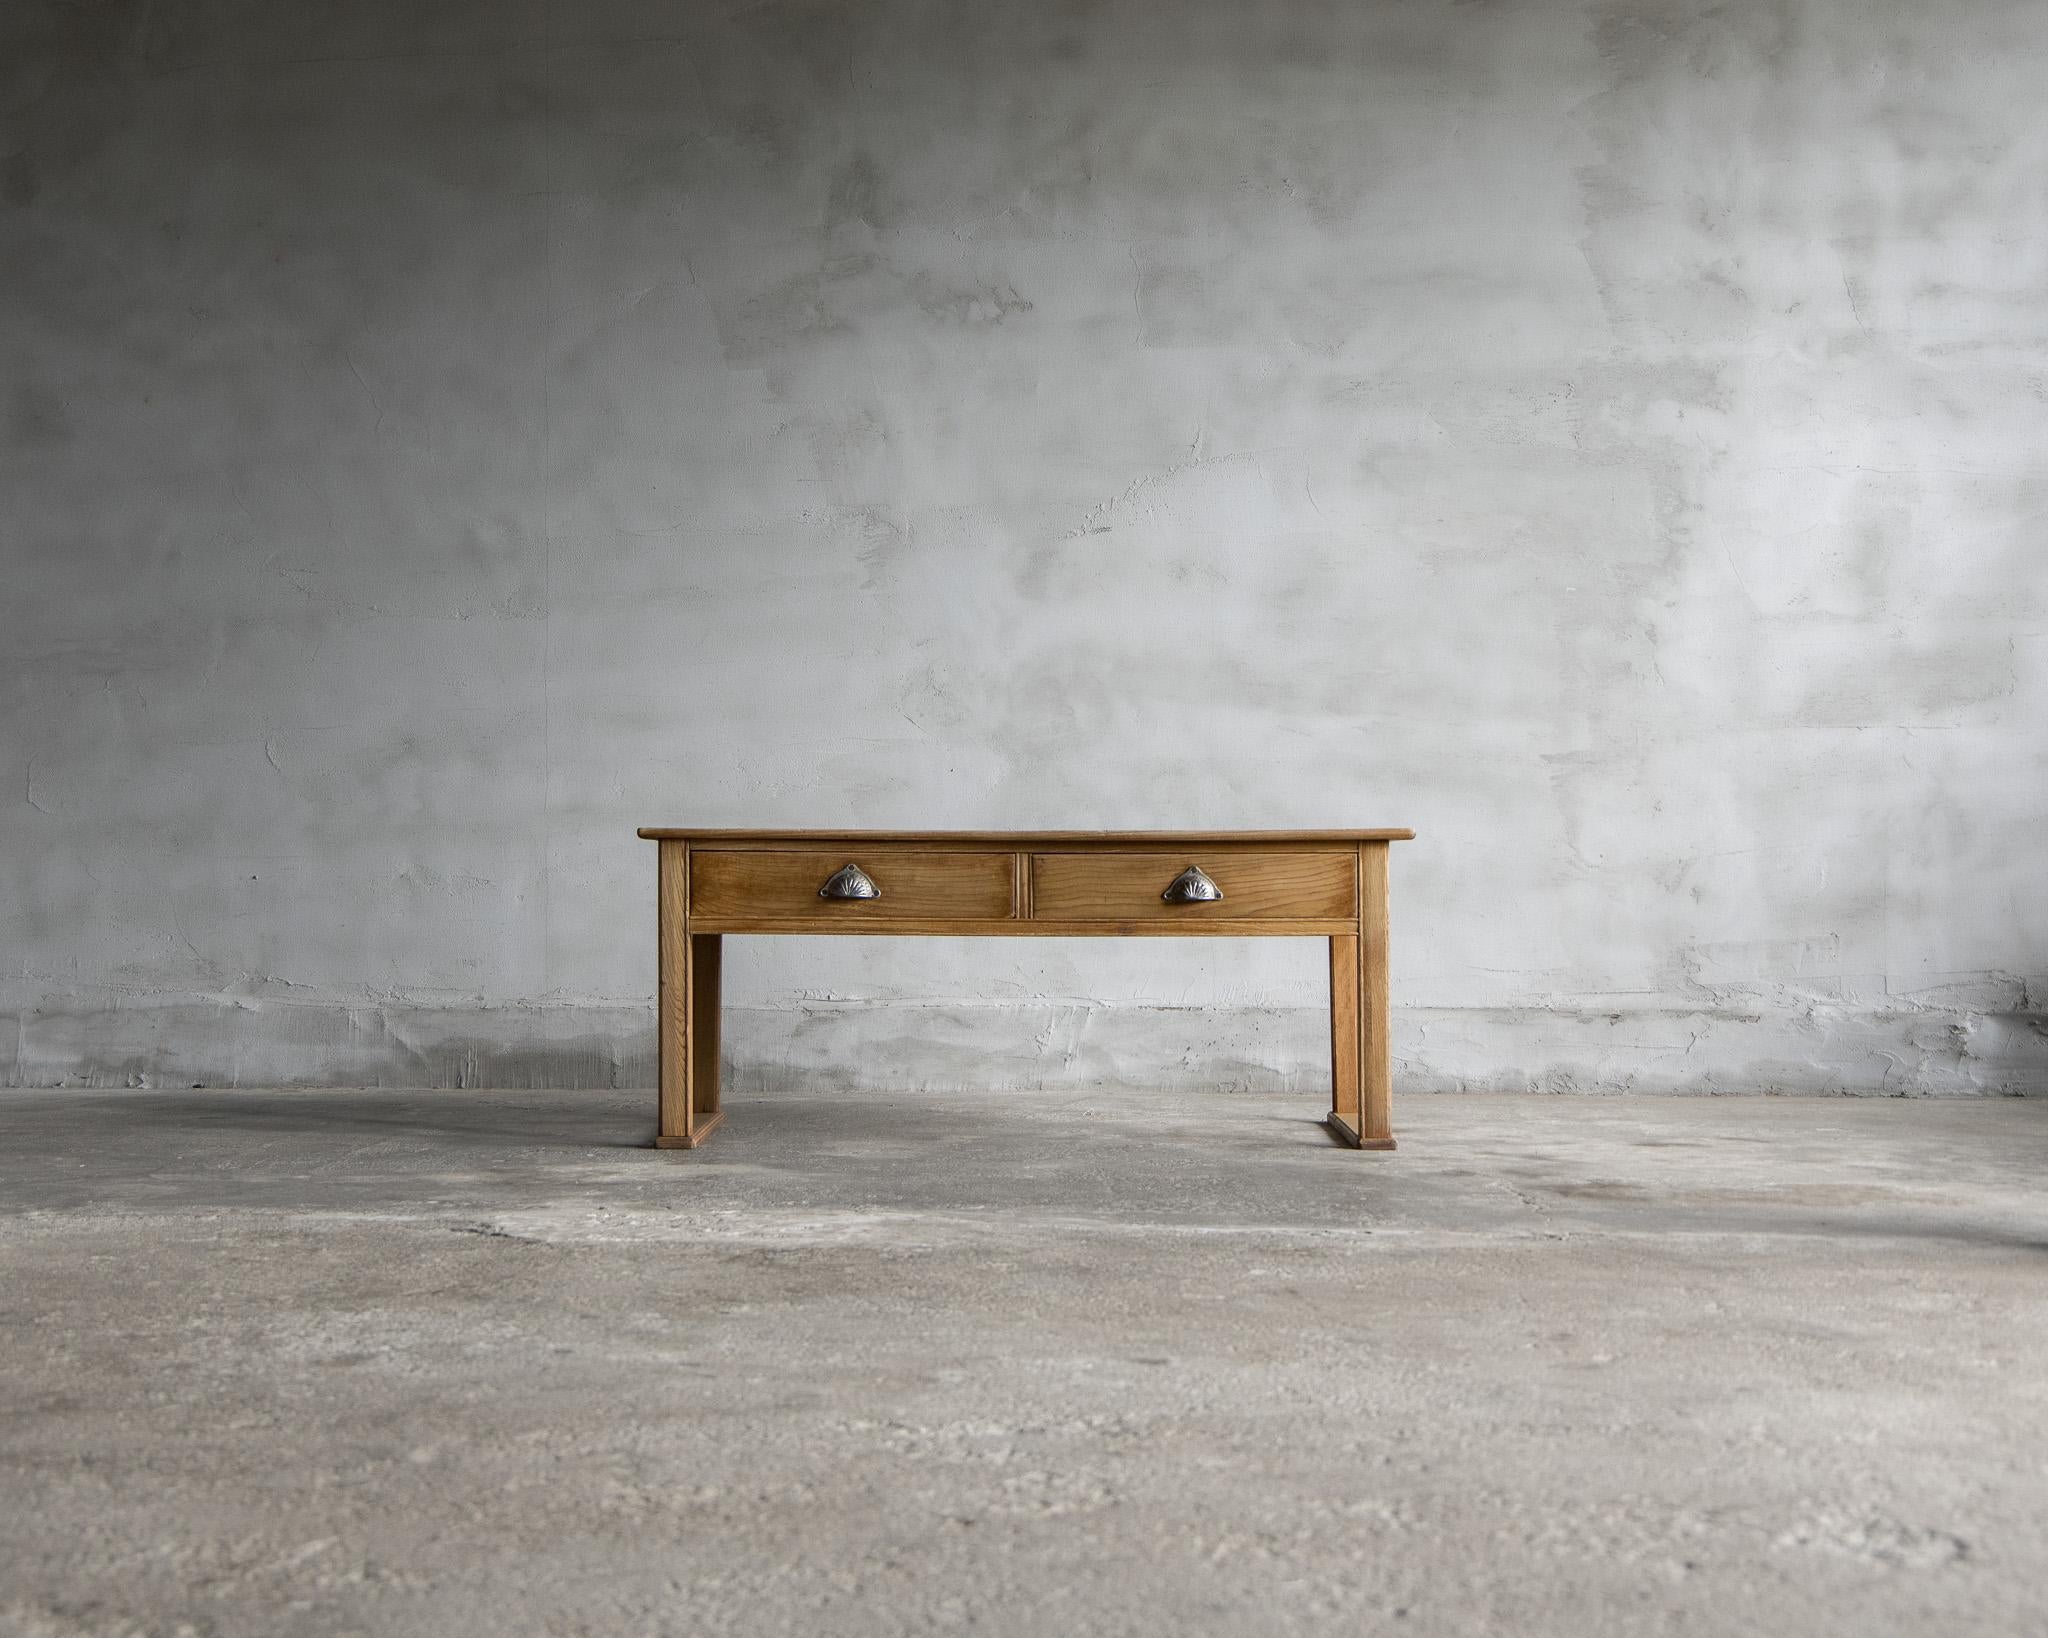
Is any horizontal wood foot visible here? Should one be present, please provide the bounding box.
[653,1110,724,1149]
[1326,1113,1396,1151]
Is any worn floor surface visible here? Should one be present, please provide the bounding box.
[1,1087,2044,1637]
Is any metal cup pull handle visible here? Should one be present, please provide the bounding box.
[819,863,881,901]
[1161,865,1223,904]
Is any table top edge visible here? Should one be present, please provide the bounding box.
[637,828,1417,843]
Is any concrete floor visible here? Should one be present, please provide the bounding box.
[2,1087,2044,1638]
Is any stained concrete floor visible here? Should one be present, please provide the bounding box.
[1,1087,2044,1638]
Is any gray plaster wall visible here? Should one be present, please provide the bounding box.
[5,0,2044,1095]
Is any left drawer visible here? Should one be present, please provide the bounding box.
[688,849,1015,922]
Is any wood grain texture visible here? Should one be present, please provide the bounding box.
[641,827,1409,1153]
[1330,933,1361,1129]
[654,1111,723,1149]
[690,849,1015,922]
[1359,841,1394,1146]
[1030,851,1356,922]
[640,828,1415,845]
[680,916,1365,938]
[656,840,691,1144]
[1325,1113,1396,1152]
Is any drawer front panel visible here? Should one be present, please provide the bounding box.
[1030,851,1356,922]
[690,849,1015,921]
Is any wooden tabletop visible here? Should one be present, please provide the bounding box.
[637,828,1416,843]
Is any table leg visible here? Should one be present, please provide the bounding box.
[1329,931,1361,1139]
[1327,842,1396,1150]
[656,841,726,1148]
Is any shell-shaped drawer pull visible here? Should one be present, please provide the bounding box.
[819,863,881,900]
[1162,865,1223,904]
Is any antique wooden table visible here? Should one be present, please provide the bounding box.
[637,829,1414,1151]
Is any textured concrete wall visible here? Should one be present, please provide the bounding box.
[5,0,2044,1094]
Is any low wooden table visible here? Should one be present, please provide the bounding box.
[637,829,1414,1151]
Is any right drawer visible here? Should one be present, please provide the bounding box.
[1030,850,1357,922]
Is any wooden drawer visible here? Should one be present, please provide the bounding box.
[1030,850,1356,922]
[689,849,1015,922]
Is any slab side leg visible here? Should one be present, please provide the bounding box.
[1358,840,1396,1149]
[655,840,699,1148]
[1329,932,1362,1143]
